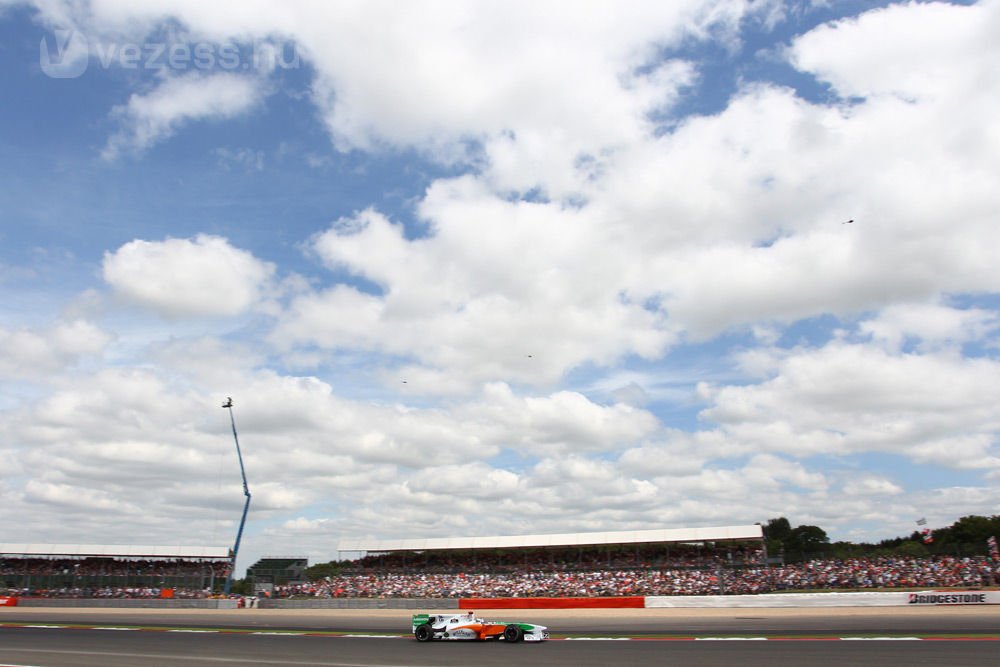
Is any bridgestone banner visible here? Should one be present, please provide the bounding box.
[906,592,999,605]
[0,597,18,607]
[645,591,1000,608]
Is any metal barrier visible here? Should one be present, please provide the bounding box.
[15,598,238,609]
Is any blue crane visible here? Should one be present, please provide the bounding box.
[222,397,251,595]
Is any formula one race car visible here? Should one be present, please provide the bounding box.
[412,611,549,643]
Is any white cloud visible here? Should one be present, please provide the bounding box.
[295,1,755,159]
[29,0,776,186]
[700,341,1000,470]
[407,463,522,501]
[273,192,676,390]
[0,320,111,379]
[788,1,999,102]
[461,382,661,456]
[102,235,275,318]
[25,480,142,513]
[103,72,264,159]
[214,146,265,172]
[267,0,1000,379]
[842,475,903,497]
[605,76,1000,335]
[860,302,999,351]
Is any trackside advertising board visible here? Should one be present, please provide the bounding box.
[645,591,1000,608]
[907,591,1000,605]
[0,597,18,606]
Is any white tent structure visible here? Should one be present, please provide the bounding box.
[0,544,230,559]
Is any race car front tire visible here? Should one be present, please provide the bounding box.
[414,624,434,642]
[503,625,524,643]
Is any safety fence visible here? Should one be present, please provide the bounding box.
[5,597,238,609]
[254,590,1000,609]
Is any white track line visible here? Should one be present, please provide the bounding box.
[840,637,922,641]
[0,648,419,666]
[167,629,220,634]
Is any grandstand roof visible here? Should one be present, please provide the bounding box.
[337,524,763,554]
[0,544,231,559]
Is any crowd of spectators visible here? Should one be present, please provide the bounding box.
[766,556,997,590]
[273,555,1000,599]
[1,557,230,578]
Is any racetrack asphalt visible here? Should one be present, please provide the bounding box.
[2,606,999,666]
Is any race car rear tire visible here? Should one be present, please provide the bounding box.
[503,625,524,643]
[414,624,434,642]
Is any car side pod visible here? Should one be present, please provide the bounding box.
[503,624,524,643]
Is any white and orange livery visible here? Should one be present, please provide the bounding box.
[412,611,548,642]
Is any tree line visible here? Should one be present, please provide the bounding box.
[763,514,1000,562]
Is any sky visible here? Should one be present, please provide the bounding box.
[1,0,998,576]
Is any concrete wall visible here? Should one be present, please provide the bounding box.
[259,598,458,610]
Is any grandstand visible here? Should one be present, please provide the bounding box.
[337,524,764,569]
[339,525,762,554]
[255,525,770,598]
[271,525,997,598]
[0,543,231,594]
